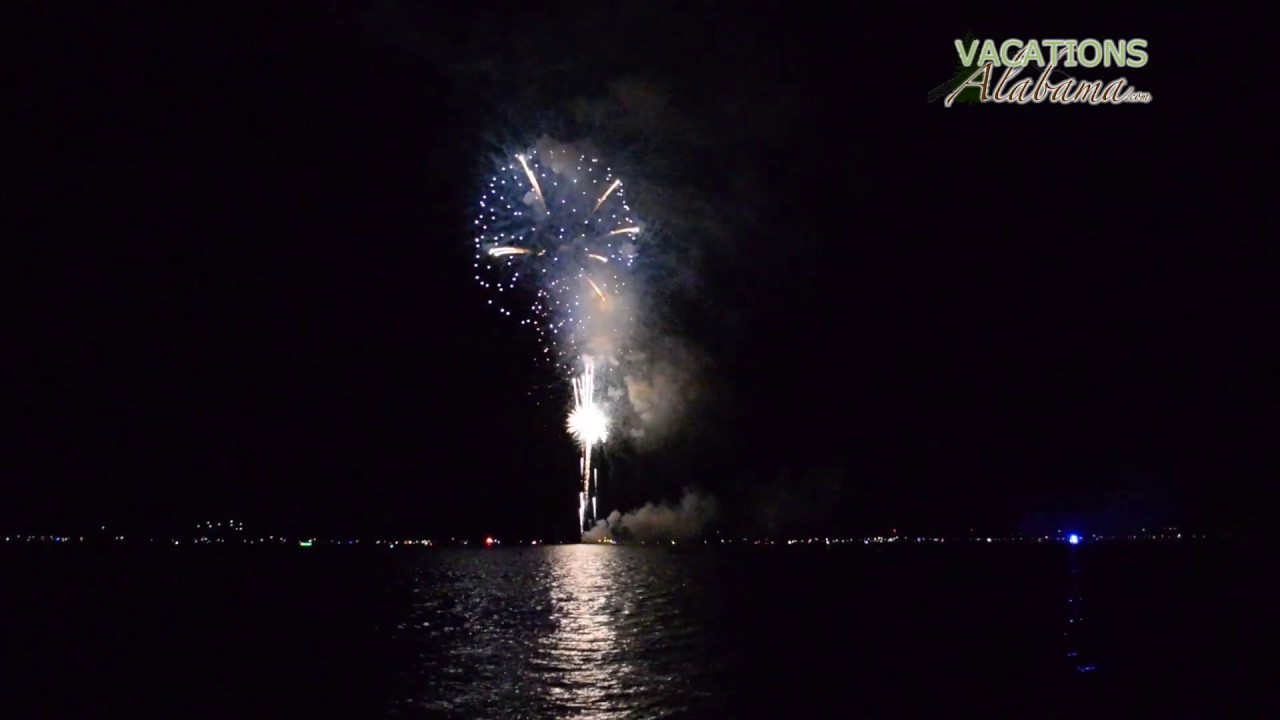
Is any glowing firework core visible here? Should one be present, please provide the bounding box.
[568,361,608,448]
[569,357,607,532]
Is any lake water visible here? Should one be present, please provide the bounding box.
[1,542,1262,718]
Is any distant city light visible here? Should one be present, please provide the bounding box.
[0,527,1200,546]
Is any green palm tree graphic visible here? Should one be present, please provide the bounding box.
[949,31,982,104]
[927,31,982,105]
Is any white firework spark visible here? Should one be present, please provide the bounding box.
[473,144,640,375]
[568,356,608,531]
[568,357,608,448]
[473,141,642,535]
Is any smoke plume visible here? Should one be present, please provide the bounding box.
[620,339,703,445]
[517,133,701,449]
[582,489,717,542]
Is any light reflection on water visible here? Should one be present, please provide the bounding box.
[1064,546,1098,674]
[387,544,1164,717]
[392,545,718,719]
[540,544,626,713]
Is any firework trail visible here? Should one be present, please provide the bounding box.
[568,357,608,531]
[473,138,642,533]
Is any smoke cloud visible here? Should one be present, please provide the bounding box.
[582,489,718,542]
[517,133,701,450]
[620,340,703,445]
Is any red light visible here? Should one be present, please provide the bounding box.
[484,536,495,547]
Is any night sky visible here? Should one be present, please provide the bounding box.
[8,4,1267,540]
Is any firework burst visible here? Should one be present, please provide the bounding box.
[473,142,639,373]
[473,138,643,533]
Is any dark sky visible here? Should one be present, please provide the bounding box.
[7,3,1267,539]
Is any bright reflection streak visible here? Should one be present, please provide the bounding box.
[394,533,716,716]
[541,545,627,714]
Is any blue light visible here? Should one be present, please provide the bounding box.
[1068,533,1080,545]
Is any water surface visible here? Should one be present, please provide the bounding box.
[2,542,1261,718]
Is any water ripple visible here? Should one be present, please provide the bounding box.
[389,546,721,719]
